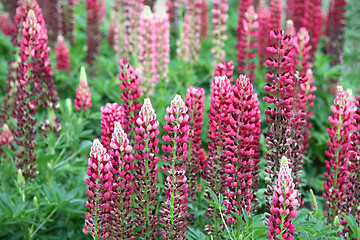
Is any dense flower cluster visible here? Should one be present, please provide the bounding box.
[214,60,234,80]
[224,75,261,223]
[159,95,190,239]
[211,0,229,68]
[200,0,208,39]
[237,6,258,80]
[55,36,70,72]
[184,86,207,201]
[263,30,296,208]
[133,99,160,238]
[269,0,282,40]
[323,86,356,222]
[118,59,142,140]
[257,1,271,66]
[307,0,322,58]
[177,0,202,65]
[60,0,76,45]
[267,156,299,240]
[0,13,16,37]
[74,67,92,111]
[100,103,124,150]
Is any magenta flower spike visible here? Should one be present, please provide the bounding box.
[184,86,207,200]
[60,0,76,45]
[211,0,229,68]
[83,139,114,238]
[55,35,70,72]
[200,0,208,39]
[269,0,282,32]
[323,86,356,222]
[214,60,234,81]
[74,67,92,111]
[133,98,160,238]
[224,75,261,224]
[267,156,299,240]
[307,0,322,58]
[118,59,142,141]
[159,94,190,239]
[257,0,270,66]
[100,103,125,150]
[0,13,16,37]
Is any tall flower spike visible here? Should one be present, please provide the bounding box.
[177,0,202,65]
[159,94,190,239]
[200,0,208,39]
[100,103,125,150]
[109,122,135,239]
[307,0,322,58]
[323,86,356,222]
[267,156,299,240]
[263,30,296,209]
[224,75,261,225]
[257,0,270,66]
[269,0,283,46]
[74,67,92,111]
[60,0,76,45]
[118,59,142,141]
[133,98,160,238]
[211,0,229,68]
[55,35,70,72]
[83,139,114,238]
[38,0,59,43]
[184,87,207,201]
[237,6,259,80]
[0,13,16,37]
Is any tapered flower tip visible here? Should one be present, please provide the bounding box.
[236,74,251,88]
[57,35,65,42]
[154,0,167,19]
[80,67,87,84]
[279,156,292,180]
[2,124,10,132]
[285,20,295,35]
[110,122,132,152]
[90,139,106,157]
[171,94,186,109]
[27,9,36,20]
[141,98,156,116]
[141,5,153,19]
[245,6,257,21]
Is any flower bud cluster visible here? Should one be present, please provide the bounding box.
[55,36,70,72]
[74,67,92,111]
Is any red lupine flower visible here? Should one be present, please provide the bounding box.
[224,75,261,224]
[100,103,125,150]
[118,59,142,140]
[237,6,259,80]
[0,13,16,37]
[200,0,208,39]
[307,0,322,58]
[257,1,270,66]
[290,0,309,31]
[38,0,59,43]
[133,98,160,238]
[263,30,296,209]
[74,67,92,111]
[211,0,229,68]
[267,156,299,240]
[184,86,207,201]
[83,139,114,238]
[214,60,234,81]
[269,0,282,38]
[177,0,202,65]
[325,0,346,66]
[159,94,190,239]
[108,122,135,239]
[323,86,356,222]
[60,0,76,45]
[55,35,70,72]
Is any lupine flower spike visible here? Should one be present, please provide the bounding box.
[55,35,70,72]
[200,0,208,39]
[224,75,261,224]
[267,156,299,240]
[159,94,190,239]
[74,67,92,111]
[100,103,125,150]
[211,0,229,68]
[133,99,160,238]
[214,60,234,81]
[257,0,270,66]
[323,86,356,222]
[60,0,76,45]
[184,87,207,201]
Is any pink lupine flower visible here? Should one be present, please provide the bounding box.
[166,0,181,24]
[55,35,70,72]
[0,13,16,37]
[38,0,59,42]
[100,103,125,150]
[237,6,259,80]
[257,1,270,66]
[323,86,356,222]
[267,156,299,240]
[224,75,261,224]
[325,0,346,66]
[211,0,229,68]
[74,67,92,111]
[177,0,202,65]
[108,122,135,239]
[159,94,190,239]
[118,59,142,140]
[269,0,282,39]
[60,0,76,45]
[83,139,114,237]
[263,30,296,209]
[307,0,322,58]
[291,0,309,31]
[184,86,207,201]
[200,0,208,39]
[214,60,234,81]
[0,124,14,148]
[133,98,160,238]
[293,27,312,73]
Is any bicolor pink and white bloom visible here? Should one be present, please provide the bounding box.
[74,67,92,111]
[55,35,70,72]
[267,156,299,240]
[100,103,125,150]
